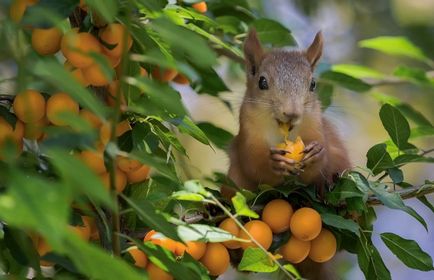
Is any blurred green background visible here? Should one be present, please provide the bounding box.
[174,0,434,279]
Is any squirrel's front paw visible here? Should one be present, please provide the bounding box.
[301,141,324,167]
[269,148,303,176]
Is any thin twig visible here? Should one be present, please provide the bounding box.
[368,184,434,205]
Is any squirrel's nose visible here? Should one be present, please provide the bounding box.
[283,112,300,124]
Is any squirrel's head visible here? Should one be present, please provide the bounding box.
[243,29,323,131]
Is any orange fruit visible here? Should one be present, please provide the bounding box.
[72,68,90,87]
[81,58,113,86]
[173,74,189,85]
[69,216,91,241]
[308,229,337,263]
[239,220,273,250]
[100,168,127,193]
[9,0,27,23]
[106,54,121,68]
[31,27,62,55]
[99,122,111,145]
[99,23,132,58]
[13,89,45,123]
[143,230,157,242]
[0,118,14,141]
[290,207,322,241]
[79,150,106,174]
[280,236,311,264]
[79,109,102,128]
[192,1,207,13]
[199,243,229,276]
[140,67,148,77]
[107,80,126,107]
[152,67,178,82]
[12,120,25,141]
[185,241,207,260]
[46,92,79,126]
[116,120,131,136]
[219,218,241,249]
[117,156,141,173]
[126,246,148,268]
[146,262,173,280]
[82,216,99,240]
[24,118,47,140]
[126,164,150,184]
[61,30,101,68]
[143,231,177,254]
[37,238,53,266]
[261,199,293,233]
[275,136,305,162]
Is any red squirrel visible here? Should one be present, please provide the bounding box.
[225,29,351,197]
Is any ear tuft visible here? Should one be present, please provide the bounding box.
[306,31,323,69]
[244,29,263,76]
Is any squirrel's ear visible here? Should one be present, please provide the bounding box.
[306,31,323,69]
[244,29,263,76]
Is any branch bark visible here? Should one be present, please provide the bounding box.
[367,184,434,205]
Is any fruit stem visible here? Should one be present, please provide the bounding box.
[207,193,296,280]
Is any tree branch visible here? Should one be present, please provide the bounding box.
[367,184,434,205]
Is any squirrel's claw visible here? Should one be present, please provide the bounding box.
[302,141,324,165]
[270,153,302,176]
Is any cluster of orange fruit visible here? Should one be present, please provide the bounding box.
[220,199,337,265]
[122,230,228,279]
[31,215,98,266]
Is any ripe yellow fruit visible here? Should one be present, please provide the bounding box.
[126,164,150,184]
[61,30,101,68]
[37,238,53,266]
[81,58,113,86]
[24,118,47,140]
[290,207,322,241]
[126,246,148,268]
[100,168,127,193]
[146,262,173,280]
[0,118,13,141]
[192,1,207,13]
[79,150,106,174]
[31,27,62,55]
[261,199,293,233]
[82,216,99,240]
[173,74,189,85]
[239,220,273,250]
[152,67,178,82]
[69,216,91,241]
[200,243,229,276]
[184,241,207,260]
[79,109,102,128]
[143,231,178,254]
[13,89,45,123]
[117,156,141,173]
[99,23,132,58]
[12,120,25,141]
[107,80,127,108]
[275,136,305,162]
[116,120,131,136]
[308,229,337,263]
[280,236,311,264]
[219,218,241,249]
[46,92,79,126]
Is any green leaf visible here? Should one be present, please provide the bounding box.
[317,83,333,110]
[63,233,145,280]
[394,154,434,165]
[22,0,78,28]
[85,0,118,23]
[393,66,432,87]
[238,248,277,272]
[357,233,391,280]
[387,167,403,184]
[320,213,360,236]
[231,192,259,218]
[379,104,411,150]
[410,126,434,139]
[320,71,372,92]
[366,143,395,175]
[283,264,302,280]
[136,0,167,11]
[171,191,205,202]
[418,196,434,214]
[170,116,210,146]
[326,178,365,205]
[381,232,433,271]
[332,64,384,79]
[196,122,233,149]
[368,183,427,230]
[120,194,180,242]
[127,77,187,118]
[251,19,296,47]
[177,224,236,242]
[182,180,209,196]
[359,36,429,61]
[192,67,229,96]
[47,150,113,208]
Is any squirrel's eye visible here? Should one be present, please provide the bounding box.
[309,78,316,92]
[258,76,268,90]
